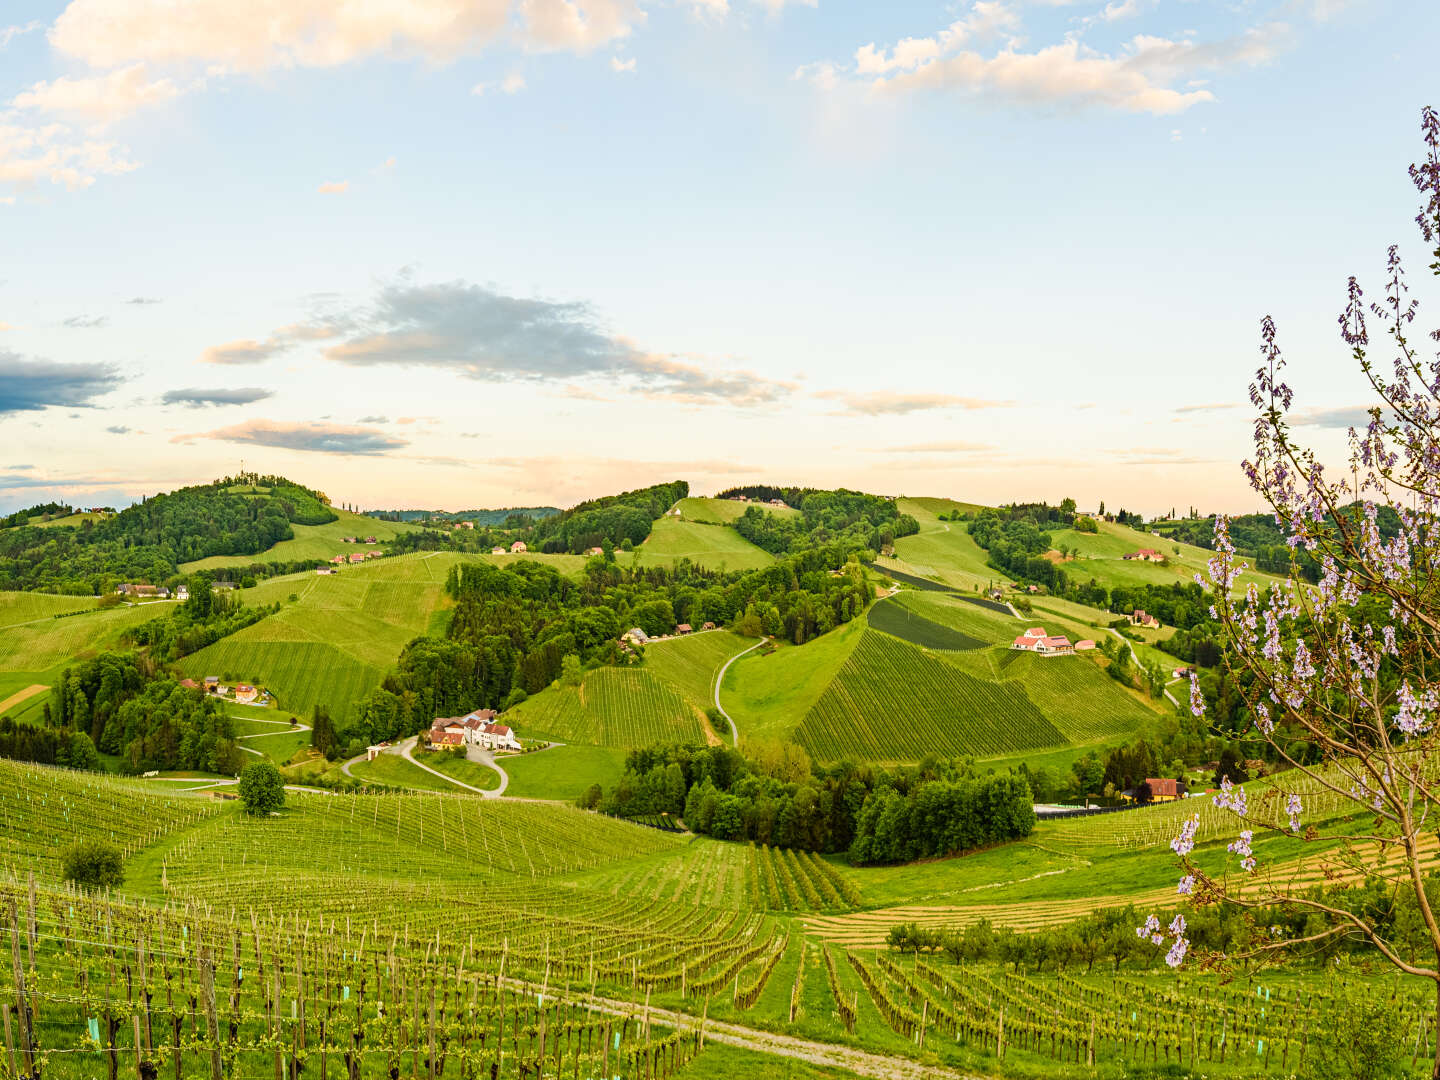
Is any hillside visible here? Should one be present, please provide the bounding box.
[630,515,776,572]
[180,506,422,572]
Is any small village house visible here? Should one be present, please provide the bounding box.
[203,676,220,692]
[478,723,521,752]
[427,728,465,750]
[623,627,650,646]
[492,546,506,555]
[175,585,189,601]
[349,553,366,564]
[585,546,604,556]
[702,621,716,630]
[675,623,692,635]
[234,684,258,705]
[510,541,528,553]
[1009,627,1075,656]
[1130,609,1161,629]
[1122,548,1165,563]
[1143,777,1181,802]
[366,743,389,761]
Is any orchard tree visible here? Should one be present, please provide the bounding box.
[61,839,124,891]
[238,761,286,815]
[1147,107,1440,1073]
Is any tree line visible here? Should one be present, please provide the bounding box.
[582,742,1035,866]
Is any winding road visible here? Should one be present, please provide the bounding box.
[231,709,311,759]
[712,637,766,746]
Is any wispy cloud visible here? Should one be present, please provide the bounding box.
[1290,405,1377,429]
[125,296,162,305]
[0,354,124,414]
[357,414,389,424]
[317,180,349,194]
[62,314,108,329]
[106,424,131,434]
[1173,402,1240,414]
[12,63,185,125]
[161,386,275,407]
[0,21,42,50]
[176,419,410,455]
[815,390,1013,415]
[201,338,293,365]
[868,440,996,453]
[611,56,636,73]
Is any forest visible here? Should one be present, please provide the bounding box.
[0,475,335,593]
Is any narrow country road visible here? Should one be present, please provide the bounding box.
[464,742,509,796]
[712,637,765,747]
[500,975,982,1080]
[233,712,310,758]
[396,736,503,798]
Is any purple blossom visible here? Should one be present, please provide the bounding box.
[1213,776,1248,818]
[1137,914,1161,940]
[1189,672,1206,718]
[1177,875,1195,895]
[1285,793,1303,833]
[1171,814,1200,857]
[1165,936,1189,968]
[1228,829,1256,872]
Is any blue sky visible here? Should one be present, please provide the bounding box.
[1,0,1436,515]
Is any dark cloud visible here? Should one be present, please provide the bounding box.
[178,419,409,455]
[202,279,794,406]
[1291,405,1377,429]
[62,314,108,329]
[0,354,124,414]
[161,387,275,407]
[357,415,389,423]
[124,297,162,305]
[106,425,131,434]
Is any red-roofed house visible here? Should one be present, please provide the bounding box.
[511,541,528,553]
[1010,629,1075,656]
[675,623,692,635]
[1123,549,1165,563]
[234,684,258,704]
[349,553,366,564]
[427,728,465,749]
[1144,777,1180,802]
[1130,609,1161,629]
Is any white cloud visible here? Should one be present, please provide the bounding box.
[317,179,349,193]
[501,72,526,93]
[0,119,138,189]
[11,63,184,124]
[610,55,636,72]
[755,0,817,13]
[792,61,839,90]
[854,2,1018,75]
[0,21,43,49]
[518,0,643,53]
[689,0,729,17]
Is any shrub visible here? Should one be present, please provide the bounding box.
[238,761,286,815]
[61,839,124,891]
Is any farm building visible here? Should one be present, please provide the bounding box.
[366,549,383,558]
[1010,628,1075,655]
[492,547,506,555]
[116,583,158,598]
[1130,609,1161,629]
[233,684,258,704]
[623,627,650,646]
[366,743,389,761]
[175,585,189,601]
[768,499,788,508]
[510,541,528,553]
[203,676,220,691]
[1123,549,1165,563]
[316,567,336,575]
[585,546,604,556]
[478,723,521,752]
[1144,777,1181,802]
[349,553,366,564]
[460,521,474,529]
[702,621,716,630]
[1075,639,1097,651]
[675,623,693,635]
[155,587,171,599]
[364,536,378,544]
[427,729,465,749]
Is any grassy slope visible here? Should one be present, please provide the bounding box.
[1053,518,1284,595]
[672,496,801,524]
[643,630,756,707]
[502,744,628,800]
[0,601,171,679]
[180,507,422,572]
[346,751,465,792]
[887,497,1005,592]
[719,618,866,744]
[415,748,502,790]
[629,516,775,573]
[505,666,708,747]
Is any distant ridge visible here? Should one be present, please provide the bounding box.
[363,507,560,525]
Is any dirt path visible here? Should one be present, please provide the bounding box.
[233,713,310,759]
[501,975,981,1080]
[712,637,765,747]
[0,683,47,714]
[396,737,500,797]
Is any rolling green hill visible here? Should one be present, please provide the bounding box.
[1048,517,1285,594]
[630,516,775,572]
[887,497,1006,592]
[672,496,801,524]
[181,507,422,572]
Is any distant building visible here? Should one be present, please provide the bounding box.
[330,555,347,565]
[203,676,220,691]
[460,521,474,530]
[510,541,528,553]
[427,728,465,749]
[585,546,604,556]
[1130,609,1161,630]
[155,587,170,599]
[1075,639,1097,651]
[175,585,189,601]
[317,567,336,575]
[478,723,521,752]
[349,553,366,564]
[234,684,258,704]
[1010,628,1075,655]
[363,536,378,544]
[1123,549,1165,563]
[366,743,389,761]
[675,623,692,635]
[1144,777,1180,802]
[623,627,650,646]
[702,621,716,631]
[768,499,787,508]
[492,546,506,555]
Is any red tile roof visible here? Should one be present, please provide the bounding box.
[1145,777,1179,798]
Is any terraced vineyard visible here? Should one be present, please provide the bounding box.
[795,631,1065,762]
[643,631,756,707]
[180,638,384,719]
[507,666,708,747]
[0,600,171,674]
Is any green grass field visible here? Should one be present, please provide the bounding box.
[630,516,775,572]
[888,497,1006,592]
[671,496,802,524]
[643,630,757,707]
[346,749,464,792]
[720,617,865,744]
[866,597,987,650]
[1051,518,1285,596]
[502,744,628,800]
[0,601,171,677]
[414,747,503,790]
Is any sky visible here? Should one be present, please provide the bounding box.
[1,0,1437,517]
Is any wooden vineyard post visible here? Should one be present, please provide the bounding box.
[1088,1017,1095,1067]
[133,1015,144,1079]
[8,904,33,1078]
[997,1004,1005,1060]
[3,1003,17,1080]
[918,1000,927,1051]
[24,874,35,972]
[200,947,223,1080]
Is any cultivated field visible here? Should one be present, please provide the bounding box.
[505,666,709,748]
[180,507,423,571]
[630,516,776,573]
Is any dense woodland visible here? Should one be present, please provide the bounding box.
[731,490,919,555]
[0,475,334,594]
[584,742,1035,864]
[45,652,243,774]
